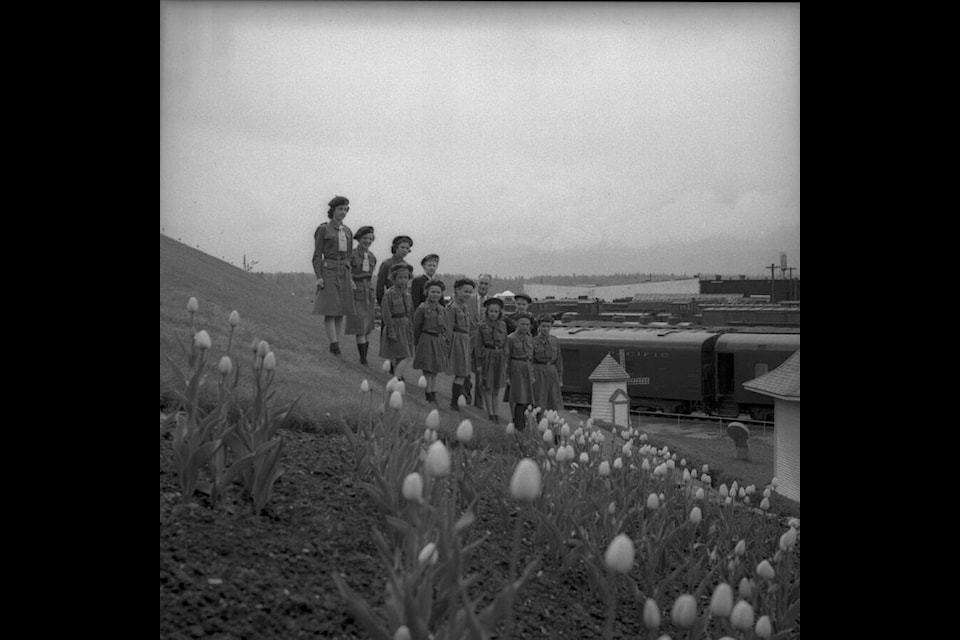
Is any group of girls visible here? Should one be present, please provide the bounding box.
[312,195,563,427]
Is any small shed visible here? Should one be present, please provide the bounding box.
[743,350,800,502]
[588,354,630,424]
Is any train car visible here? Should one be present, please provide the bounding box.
[554,326,721,414]
[715,333,801,420]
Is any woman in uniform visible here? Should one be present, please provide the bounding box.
[344,225,377,364]
[445,278,475,410]
[379,262,415,381]
[505,312,536,429]
[413,279,448,404]
[474,297,508,423]
[531,314,563,411]
[376,235,414,308]
[312,196,356,356]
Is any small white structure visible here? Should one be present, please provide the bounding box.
[744,350,800,503]
[588,354,630,425]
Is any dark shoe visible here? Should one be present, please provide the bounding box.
[489,415,499,424]
[357,342,369,365]
[330,342,342,356]
[462,377,473,403]
[450,383,462,410]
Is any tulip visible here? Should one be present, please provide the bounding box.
[560,423,571,438]
[642,598,660,629]
[641,458,651,471]
[263,351,276,371]
[694,488,704,501]
[702,464,709,473]
[257,340,269,357]
[418,542,439,565]
[579,452,589,464]
[218,356,232,376]
[389,390,403,410]
[760,497,770,511]
[682,469,691,482]
[360,379,370,393]
[738,577,754,599]
[604,534,634,573]
[417,375,427,389]
[730,481,739,495]
[395,380,406,396]
[671,594,697,628]
[187,297,199,313]
[763,487,772,498]
[724,497,732,507]
[423,428,433,442]
[425,409,440,430]
[547,447,556,458]
[702,474,712,486]
[734,539,746,556]
[680,458,686,466]
[755,615,772,639]
[738,487,746,499]
[538,418,549,432]
[505,422,515,435]
[788,517,800,529]
[457,395,467,408]
[194,330,212,351]
[228,310,240,326]
[718,484,729,498]
[730,600,755,630]
[770,477,779,489]
[394,626,411,640]
[689,506,702,524]
[598,460,611,476]
[709,582,734,617]
[424,441,451,476]
[510,458,542,502]
[457,419,473,443]
[381,359,392,372]
[402,472,423,502]
[646,493,659,510]
[591,443,600,453]
[607,501,615,515]
[666,459,675,470]
[780,526,798,550]
[756,560,775,580]
[613,457,623,470]
[543,429,554,444]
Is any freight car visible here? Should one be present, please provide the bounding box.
[553,326,799,420]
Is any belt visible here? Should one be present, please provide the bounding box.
[511,357,531,361]
[392,314,408,318]
[423,330,442,336]
[454,328,469,333]
[483,346,500,350]
[321,257,350,268]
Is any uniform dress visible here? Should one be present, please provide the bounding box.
[505,312,539,335]
[532,333,564,411]
[411,274,447,310]
[312,222,356,316]
[413,300,449,373]
[379,286,414,359]
[505,331,535,405]
[376,255,412,310]
[344,248,377,335]
[474,318,507,390]
[444,300,472,377]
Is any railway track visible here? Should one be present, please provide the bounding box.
[562,398,774,432]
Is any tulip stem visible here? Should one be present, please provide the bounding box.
[603,575,617,640]
[504,505,525,637]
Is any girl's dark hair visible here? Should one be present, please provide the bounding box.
[327,195,349,218]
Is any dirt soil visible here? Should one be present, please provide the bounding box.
[160,425,665,640]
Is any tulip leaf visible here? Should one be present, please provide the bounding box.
[329,573,391,640]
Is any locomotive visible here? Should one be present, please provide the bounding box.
[553,325,799,421]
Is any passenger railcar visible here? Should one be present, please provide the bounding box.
[715,333,801,421]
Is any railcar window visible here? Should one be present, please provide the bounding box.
[754,363,769,377]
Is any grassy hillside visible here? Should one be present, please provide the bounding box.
[159,234,509,440]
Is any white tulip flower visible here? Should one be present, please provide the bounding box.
[187,297,199,313]
[395,380,406,396]
[457,419,473,443]
[228,310,240,326]
[425,409,440,430]
[604,534,635,573]
[709,582,734,617]
[756,560,775,580]
[646,493,659,510]
[755,615,772,639]
[417,376,427,389]
[402,472,423,502]
[424,441,451,477]
[689,507,702,524]
[509,458,542,502]
[719,484,729,498]
[695,488,705,501]
[381,359,392,372]
[457,395,467,408]
[389,390,403,410]
[538,418,549,432]
[641,458,651,472]
[194,330,212,351]
[770,477,779,489]
[671,594,697,629]
[613,457,623,470]
[218,356,232,376]
[598,461,611,476]
[393,626,411,640]
[780,526,798,551]
[730,600,755,630]
[760,497,770,511]
[257,340,269,357]
[642,598,660,629]
[738,577,754,599]
[579,452,589,465]
[418,542,439,565]
[360,379,370,393]
[734,539,746,556]
[263,351,277,371]
[505,422,515,435]
[543,429,554,444]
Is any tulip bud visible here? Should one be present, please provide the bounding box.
[543,429,554,444]
[724,497,732,507]
[646,493,659,510]
[187,297,199,313]
[730,481,739,495]
[709,582,734,617]
[393,626,411,640]
[770,477,778,489]
[360,379,370,393]
[689,506,702,524]
[682,469,691,483]
[263,351,276,371]
[418,542,438,565]
[730,600,755,630]
[680,458,686,466]
[505,422,515,435]
[538,418,549,432]
[425,409,440,430]
[402,472,423,502]
[510,458,542,502]
[671,594,697,629]
[417,375,427,389]
[457,394,467,408]
[218,356,232,376]
[718,483,729,498]
[598,461,611,476]
[734,539,746,556]
[424,441,451,476]
[389,390,403,410]
[756,560,775,580]
[579,452,589,465]
[194,330,212,351]
[666,459,675,470]
[608,501,615,515]
[755,615,772,639]
[641,458,651,471]
[613,457,623,470]
[395,380,406,395]
[702,474,712,486]
[788,517,800,529]
[780,526,797,551]
[604,534,635,573]
[228,310,240,326]
[702,464,709,473]
[695,487,704,501]
[381,359,392,372]
[456,419,473,443]
[738,487,746,499]
[257,340,269,357]
[642,598,660,629]
[760,497,770,511]
[738,577,754,599]
[763,487,772,498]
[560,423,571,438]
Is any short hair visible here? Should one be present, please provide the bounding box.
[454,278,476,290]
[391,235,414,254]
[421,254,440,266]
[424,279,445,291]
[477,273,492,282]
[327,195,349,218]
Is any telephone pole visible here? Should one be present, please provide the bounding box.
[767,263,777,301]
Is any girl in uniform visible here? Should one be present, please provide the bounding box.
[344,225,377,364]
[505,312,536,430]
[376,235,413,308]
[474,297,508,423]
[413,279,448,404]
[445,278,475,410]
[531,314,564,411]
[379,262,415,381]
[312,196,356,356]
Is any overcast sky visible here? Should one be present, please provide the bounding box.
[160,1,799,278]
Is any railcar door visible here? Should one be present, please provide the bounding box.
[717,352,735,395]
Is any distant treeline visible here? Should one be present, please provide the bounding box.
[259,272,694,300]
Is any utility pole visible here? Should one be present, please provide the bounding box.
[767,263,777,302]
